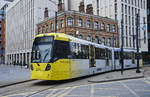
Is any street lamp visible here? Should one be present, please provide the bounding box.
[136,13,141,73]
[120,19,124,75]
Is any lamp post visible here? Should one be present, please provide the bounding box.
[136,13,141,73]
[120,19,124,75]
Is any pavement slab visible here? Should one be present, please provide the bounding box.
[0,64,31,87]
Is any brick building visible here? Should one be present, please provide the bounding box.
[37,3,119,47]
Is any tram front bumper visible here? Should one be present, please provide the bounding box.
[30,71,51,80]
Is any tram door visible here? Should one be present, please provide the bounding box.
[89,45,96,68]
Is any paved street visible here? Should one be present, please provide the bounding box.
[0,65,150,97]
[0,64,30,87]
[1,77,150,97]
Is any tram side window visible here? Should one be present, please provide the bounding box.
[108,50,112,59]
[124,52,131,59]
[95,48,100,59]
[95,48,105,59]
[81,44,89,59]
[53,40,70,59]
[100,48,106,59]
[115,51,119,59]
[71,43,89,59]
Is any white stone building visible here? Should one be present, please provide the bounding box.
[5,0,60,65]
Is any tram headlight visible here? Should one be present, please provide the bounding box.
[45,64,51,71]
[31,64,34,71]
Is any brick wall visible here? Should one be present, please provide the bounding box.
[37,11,119,47]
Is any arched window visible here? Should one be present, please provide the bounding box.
[87,35,91,41]
[101,23,105,30]
[51,23,53,32]
[107,38,111,46]
[46,24,49,32]
[78,18,83,27]
[86,20,91,28]
[107,24,110,32]
[95,36,99,43]
[42,26,45,33]
[78,34,83,39]
[101,37,105,45]
[112,25,116,32]
[67,17,73,27]
[61,19,64,28]
[94,21,99,30]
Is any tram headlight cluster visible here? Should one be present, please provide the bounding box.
[45,64,51,71]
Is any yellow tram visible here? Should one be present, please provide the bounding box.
[30,33,143,80]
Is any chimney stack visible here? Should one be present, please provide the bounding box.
[44,8,49,18]
[86,4,93,15]
[58,0,64,12]
[79,2,85,12]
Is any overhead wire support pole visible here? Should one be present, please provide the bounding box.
[55,11,58,32]
[121,19,124,75]
[136,13,141,73]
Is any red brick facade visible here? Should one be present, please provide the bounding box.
[37,11,119,47]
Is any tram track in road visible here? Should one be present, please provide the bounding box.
[25,84,59,97]
[0,80,59,96]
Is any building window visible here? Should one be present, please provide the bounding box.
[87,35,91,41]
[86,20,91,28]
[125,5,127,14]
[107,24,110,32]
[125,15,127,24]
[115,4,117,13]
[147,9,150,15]
[95,36,99,43]
[42,26,45,33]
[112,25,116,32]
[144,31,146,43]
[113,38,116,47]
[46,24,49,32]
[128,6,130,15]
[38,27,40,34]
[126,37,128,47]
[121,4,124,13]
[51,23,53,32]
[143,0,145,9]
[67,17,73,27]
[101,37,105,45]
[107,38,111,46]
[129,37,131,47]
[78,18,83,27]
[101,23,105,31]
[61,19,64,28]
[94,21,99,30]
[78,34,83,39]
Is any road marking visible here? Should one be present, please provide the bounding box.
[144,81,150,85]
[90,84,94,97]
[1,92,35,97]
[58,87,76,97]
[120,82,140,97]
[46,87,70,97]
